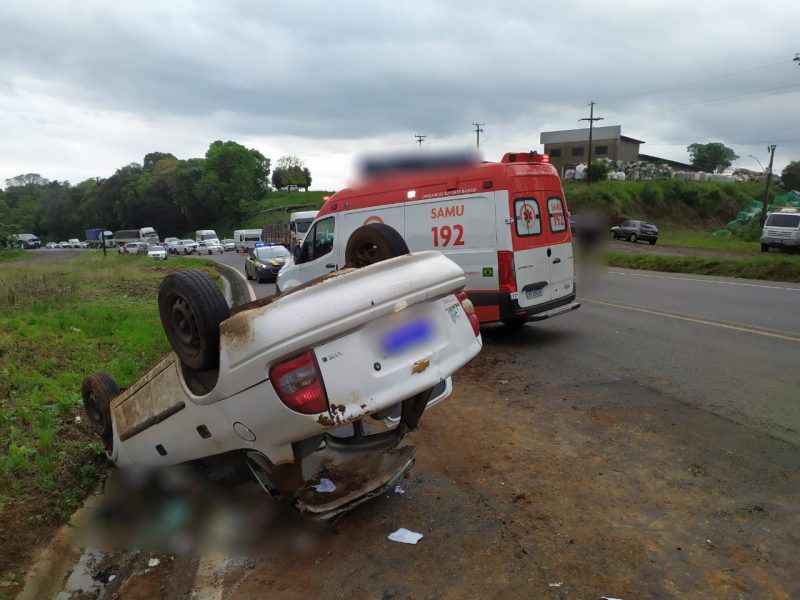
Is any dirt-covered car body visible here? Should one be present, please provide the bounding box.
[101,252,482,517]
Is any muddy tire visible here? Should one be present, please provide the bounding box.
[761,244,769,252]
[158,269,230,371]
[344,224,409,268]
[81,372,120,448]
[630,233,637,243]
[609,231,616,240]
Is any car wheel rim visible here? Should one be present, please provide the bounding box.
[171,297,199,349]
[85,391,105,430]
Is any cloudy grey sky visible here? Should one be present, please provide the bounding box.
[1,0,798,191]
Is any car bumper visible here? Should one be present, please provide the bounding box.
[761,237,800,247]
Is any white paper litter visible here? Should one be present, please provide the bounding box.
[315,478,336,493]
[147,558,161,568]
[549,582,563,587]
[394,484,405,495]
[388,528,423,544]
[74,415,82,424]
[601,597,623,600]
[108,574,117,582]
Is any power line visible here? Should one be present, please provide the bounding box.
[608,82,800,118]
[414,134,427,148]
[602,58,793,103]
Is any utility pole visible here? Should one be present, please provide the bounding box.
[760,144,777,226]
[579,101,604,184]
[473,122,484,148]
[414,134,427,148]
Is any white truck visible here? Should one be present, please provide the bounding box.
[114,227,159,246]
[81,245,482,519]
[195,229,220,244]
[233,229,263,251]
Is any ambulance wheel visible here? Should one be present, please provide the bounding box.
[81,372,120,449]
[158,269,230,371]
[344,224,409,268]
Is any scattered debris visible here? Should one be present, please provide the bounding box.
[549,582,563,587]
[602,596,623,600]
[315,478,336,493]
[498,379,509,385]
[147,558,161,568]
[74,415,82,424]
[394,484,405,495]
[388,528,424,544]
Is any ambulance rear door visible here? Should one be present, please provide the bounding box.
[510,196,554,308]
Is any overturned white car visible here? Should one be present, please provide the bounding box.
[82,248,482,519]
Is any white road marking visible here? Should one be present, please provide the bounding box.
[583,298,800,343]
[608,269,800,292]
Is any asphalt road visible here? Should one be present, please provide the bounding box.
[189,250,277,299]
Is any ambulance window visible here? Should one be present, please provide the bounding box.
[306,217,335,261]
[514,198,541,237]
[547,197,567,233]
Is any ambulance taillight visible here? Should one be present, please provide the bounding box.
[498,251,517,293]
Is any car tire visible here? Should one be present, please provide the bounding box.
[158,269,230,371]
[609,231,616,239]
[761,244,769,252]
[344,223,409,268]
[630,233,637,243]
[649,240,656,245]
[81,372,120,449]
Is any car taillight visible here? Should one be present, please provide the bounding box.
[456,291,481,336]
[498,251,517,293]
[269,351,328,414]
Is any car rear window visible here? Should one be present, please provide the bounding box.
[547,197,567,233]
[514,198,541,236]
[765,213,800,228]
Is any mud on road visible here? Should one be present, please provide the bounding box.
[60,330,800,600]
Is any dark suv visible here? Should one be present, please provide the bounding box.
[609,220,658,245]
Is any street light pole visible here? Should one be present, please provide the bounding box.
[760,145,777,226]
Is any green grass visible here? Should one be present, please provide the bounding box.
[0,252,216,583]
[0,249,26,262]
[655,225,760,253]
[239,190,332,229]
[607,253,800,283]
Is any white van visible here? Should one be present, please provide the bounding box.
[277,152,580,326]
[233,229,263,251]
[289,211,318,244]
[195,229,219,244]
[761,208,800,251]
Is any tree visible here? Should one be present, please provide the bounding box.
[272,155,312,190]
[781,160,800,191]
[4,173,49,188]
[686,143,739,173]
[587,161,609,182]
[143,152,177,172]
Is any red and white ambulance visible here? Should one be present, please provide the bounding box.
[277,152,580,325]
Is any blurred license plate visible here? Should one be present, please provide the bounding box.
[525,288,543,299]
[381,318,433,356]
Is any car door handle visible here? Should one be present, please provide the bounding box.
[325,263,337,269]
[552,258,561,264]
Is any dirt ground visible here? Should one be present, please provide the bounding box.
[52,340,800,600]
